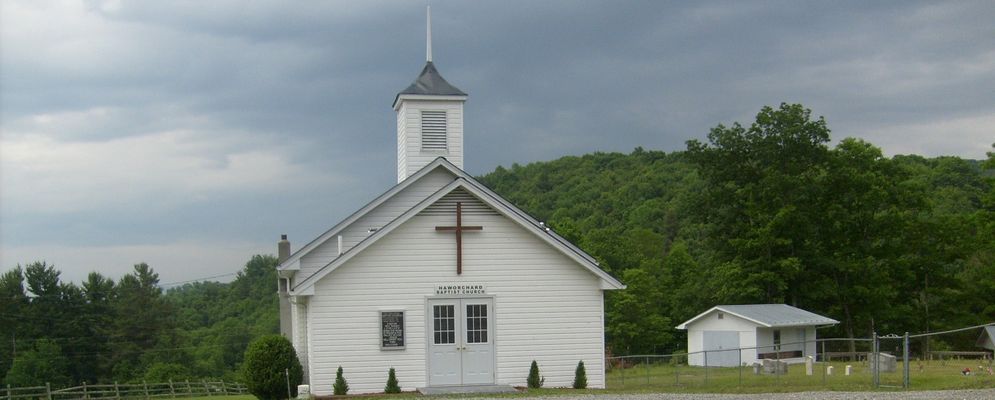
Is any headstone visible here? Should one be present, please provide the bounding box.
[753,363,762,375]
[845,365,852,376]
[762,359,788,375]
[296,385,310,400]
[870,352,897,373]
[805,356,814,376]
[827,366,834,375]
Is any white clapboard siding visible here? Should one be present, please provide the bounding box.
[297,167,457,281]
[290,300,310,380]
[685,312,756,366]
[304,197,605,394]
[396,99,464,182]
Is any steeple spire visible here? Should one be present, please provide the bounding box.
[426,6,433,62]
[394,7,468,183]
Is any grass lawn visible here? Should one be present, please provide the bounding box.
[202,360,993,399]
[604,358,995,393]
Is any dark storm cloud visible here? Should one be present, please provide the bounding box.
[1,0,993,283]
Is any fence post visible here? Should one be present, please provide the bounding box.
[703,350,708,385]
[903,332,910,389]
[203,380,211,397]
[872,331,879,388]
[114,382,120,400]
[220,380,227,396]
[8,384,12,400]
[185,380,192,397]
[620,358,625,388]
[142,381,149,400]
[675,355,679,386]
[46,382,52,400]
[822,340,827,385]
[738,348,742,388]
[644,356,650,385]
[776,348,781,377]
[83,381,89,400]
[168,380,175,399]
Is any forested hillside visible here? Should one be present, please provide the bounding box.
[2,103,992,385]
[480,104,995,355]
[0,256,278,386]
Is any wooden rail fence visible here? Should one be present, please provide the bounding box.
[3,380,247,400]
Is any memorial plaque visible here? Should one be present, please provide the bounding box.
[380,311,405,350]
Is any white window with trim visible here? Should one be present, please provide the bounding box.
[421,110,448,152]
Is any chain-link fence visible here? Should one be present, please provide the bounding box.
[606,323,994,391]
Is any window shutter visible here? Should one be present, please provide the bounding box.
[421,111,447,151]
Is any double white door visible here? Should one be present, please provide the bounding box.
[427,298,494,386]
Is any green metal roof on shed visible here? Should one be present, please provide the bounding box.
[677,304,839,329]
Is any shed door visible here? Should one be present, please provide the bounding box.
[702,331,740,367]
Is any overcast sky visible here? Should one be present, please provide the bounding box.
[2,1,993,286]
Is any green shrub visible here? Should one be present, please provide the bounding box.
[333,366,349,395]
[526,360,544,389]
[4,339,72,388]
[572,360,587,389]
[384,367,400,393]
[144,362,191,383]
[241,335,303,400]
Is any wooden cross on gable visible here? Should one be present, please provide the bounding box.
[435,202,482,275]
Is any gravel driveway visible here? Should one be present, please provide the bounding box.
[462,390,995,400]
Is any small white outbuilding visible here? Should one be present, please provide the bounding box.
[676,304,838,367]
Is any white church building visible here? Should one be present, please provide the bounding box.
[275,13,624,395]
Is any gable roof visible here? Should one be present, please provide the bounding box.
[285,157,623,294]
[676,304,838,330]
[277,157,460,274]
[978,325,995,351]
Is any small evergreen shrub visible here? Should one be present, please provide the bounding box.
[572,360,587,389]
[526,360,544,389]
[241,335,303,400]
[333,366,349,395]
[384,367,401,393]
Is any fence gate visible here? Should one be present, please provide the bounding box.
[873,332,909,388]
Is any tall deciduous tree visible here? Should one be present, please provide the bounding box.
[4,339,72,388]
[685,103,830,304]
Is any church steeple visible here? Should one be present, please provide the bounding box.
[393,6,468,183]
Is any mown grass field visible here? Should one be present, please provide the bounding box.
[178,359,993,399]
[604,358,994,393]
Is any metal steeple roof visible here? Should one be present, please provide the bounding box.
[396,61,467,97]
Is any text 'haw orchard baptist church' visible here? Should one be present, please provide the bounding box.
[435,284,486,295]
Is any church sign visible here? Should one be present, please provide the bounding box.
[435,284,486,295]
[380,311,405,350]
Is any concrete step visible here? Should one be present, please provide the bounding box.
[416,384,519,395]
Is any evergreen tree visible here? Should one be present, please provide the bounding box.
[573,361,587,389]
[384,367,400,394]
[526,360,543,389]
[333,366,349,395]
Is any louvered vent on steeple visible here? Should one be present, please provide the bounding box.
[421,111,447,151]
